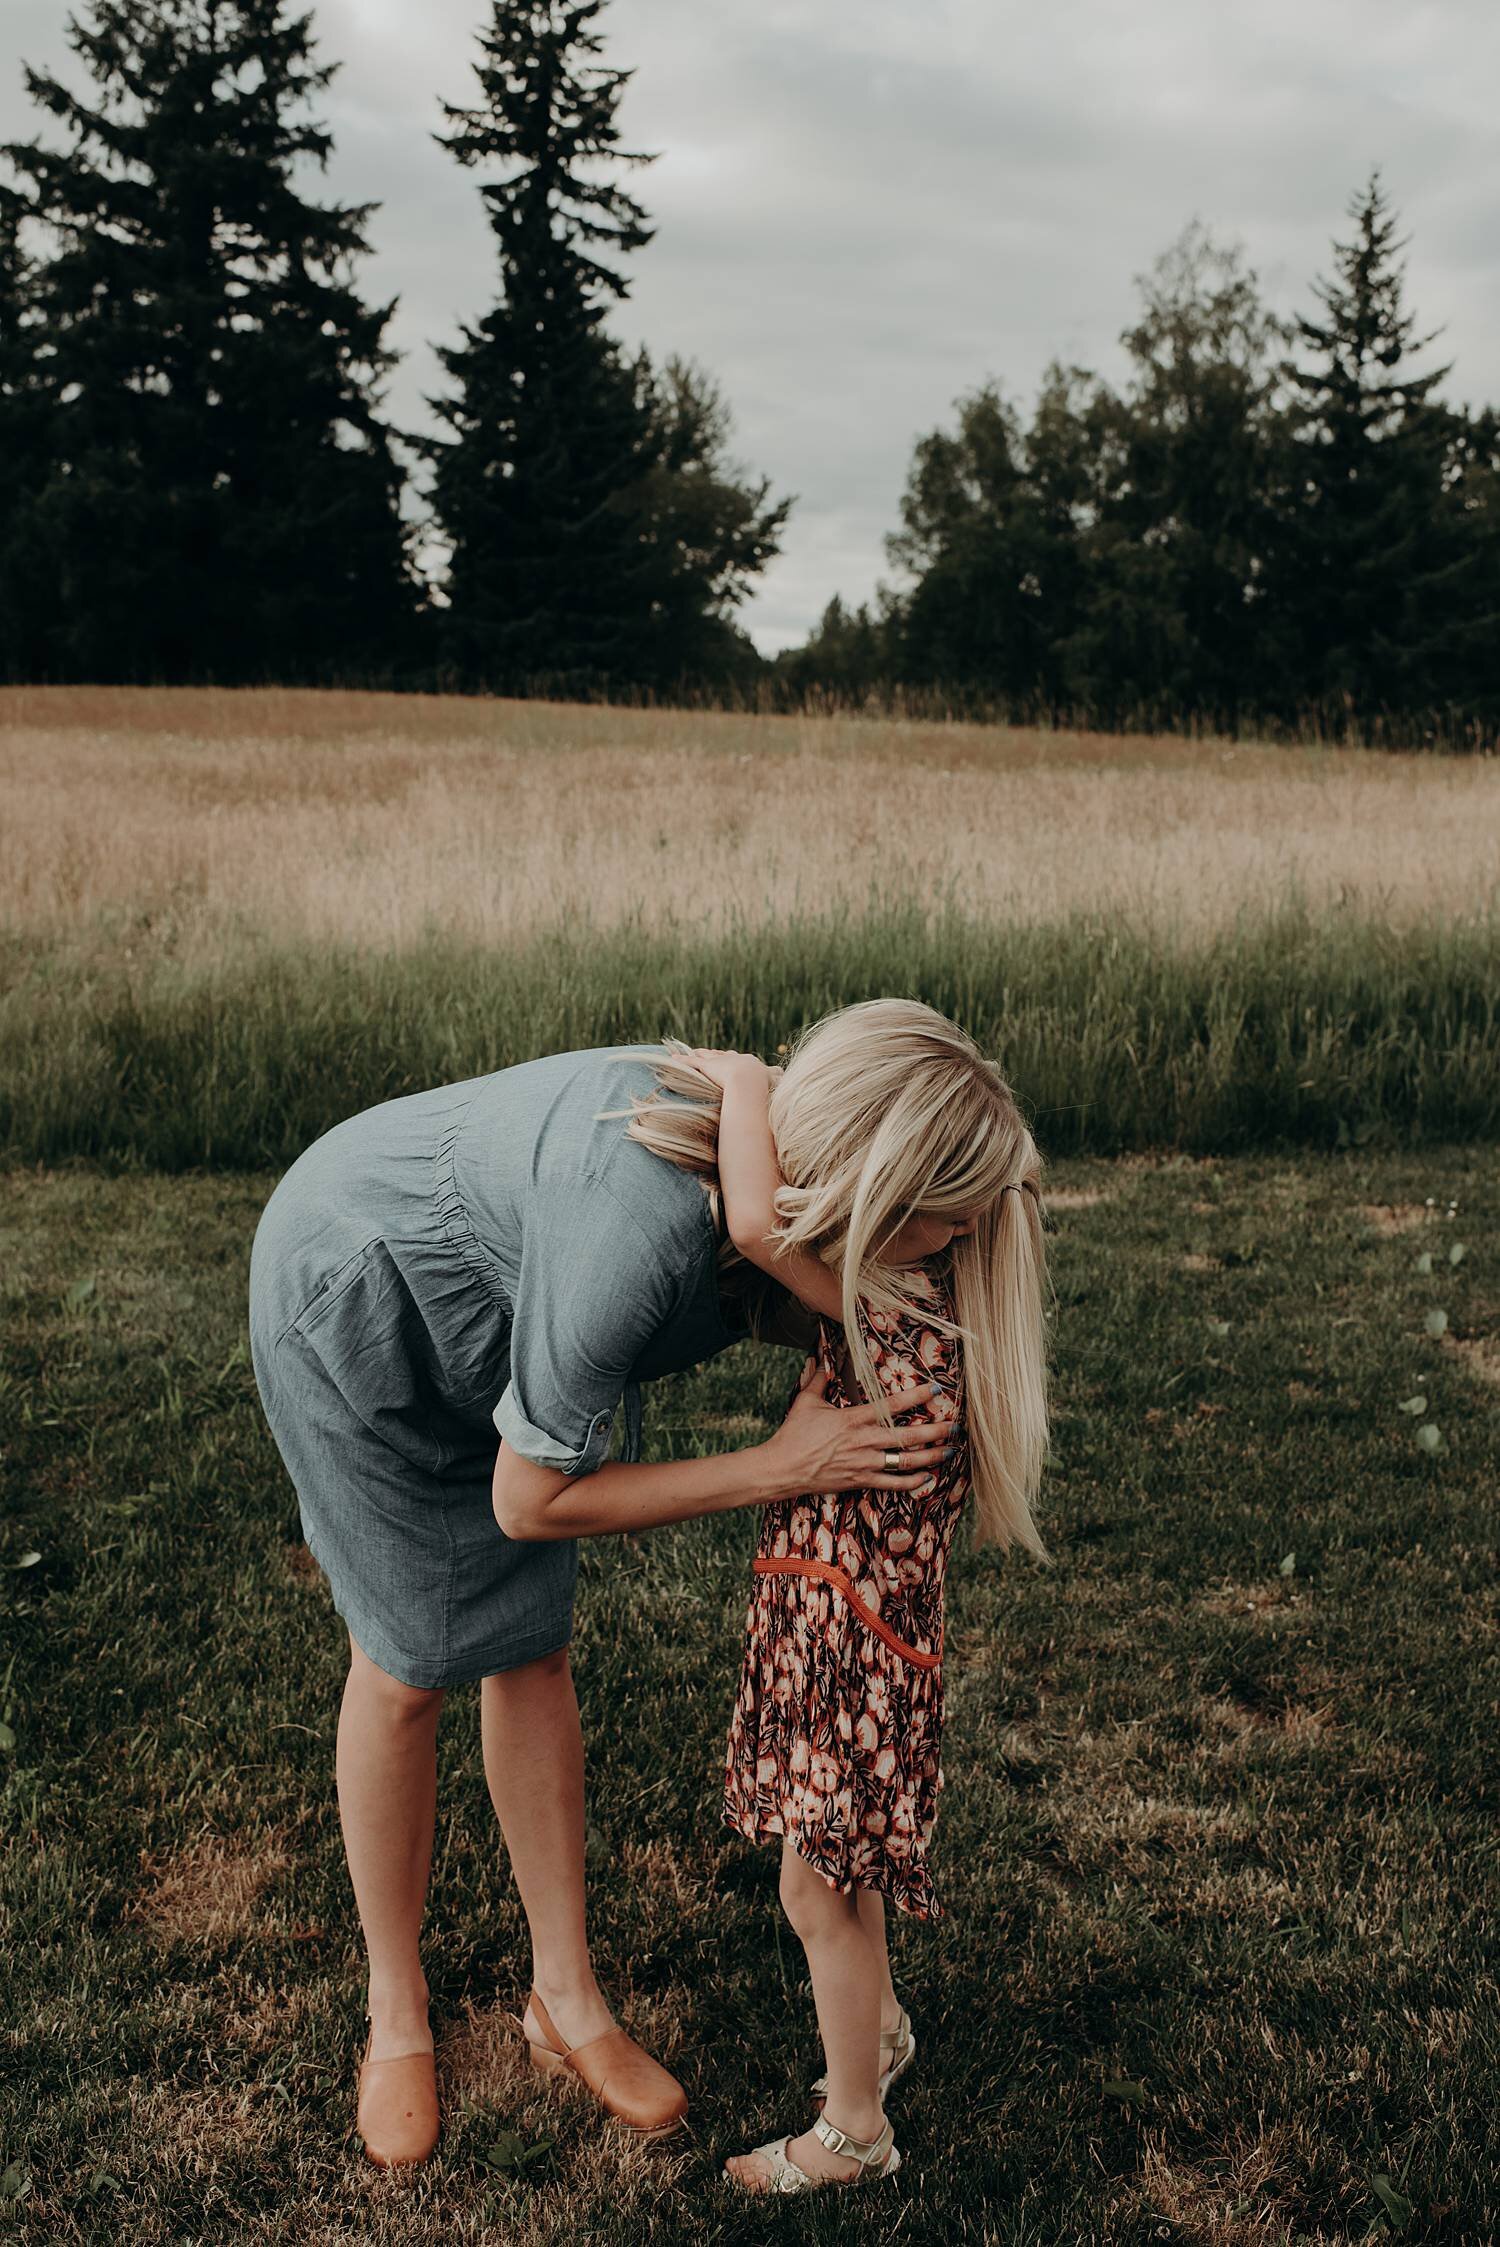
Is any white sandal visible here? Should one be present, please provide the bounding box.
[725,2111,902,2193]
[811,2003,916,2109]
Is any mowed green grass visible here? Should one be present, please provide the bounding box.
[1,1150,1495,2245]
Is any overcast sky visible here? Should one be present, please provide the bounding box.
[4,0,1498,651]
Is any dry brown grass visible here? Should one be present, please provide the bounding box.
[1445,1332,1500,1387]
[5,684,1497,959]
[125,1825,294,1948]
[1358,1202,1440,1235]
[1132,2129,1322,2245]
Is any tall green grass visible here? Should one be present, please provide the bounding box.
[3,897,1496,1168]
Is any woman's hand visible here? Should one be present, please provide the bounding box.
[760,1357,952,1499]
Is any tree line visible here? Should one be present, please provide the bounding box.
[2,0,1496,740]
[781,186,1500,744]
[0,0,787,698]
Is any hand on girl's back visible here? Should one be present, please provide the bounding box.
[766,1359,949,1498]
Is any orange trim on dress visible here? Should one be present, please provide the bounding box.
[752,1555,942,1671]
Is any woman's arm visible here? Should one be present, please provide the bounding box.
[493,1359,952,1540]
[695,1051,846,1323]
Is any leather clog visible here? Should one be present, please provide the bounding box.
[356,2026,440,2168]
[523,1990,687,2136]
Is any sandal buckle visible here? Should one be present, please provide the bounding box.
[813,2112,892,2168]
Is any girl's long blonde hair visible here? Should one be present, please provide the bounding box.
[598,998,1053,1558]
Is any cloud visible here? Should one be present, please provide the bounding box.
[4,0,1497,650]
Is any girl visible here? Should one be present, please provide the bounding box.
[685,1019,1051,2194]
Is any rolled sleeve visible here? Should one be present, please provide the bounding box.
[493,1176,678,1478]
[493,1383,616,1478]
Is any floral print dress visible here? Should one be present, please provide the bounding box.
[722,1261,969,1920]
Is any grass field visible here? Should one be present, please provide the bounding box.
[3,686,1495,2239]
[3,687,1498,1165]
[6,687,1499,950]
[3,1147,1495,2244]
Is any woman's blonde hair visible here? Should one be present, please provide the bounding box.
[598,998,1053,1558]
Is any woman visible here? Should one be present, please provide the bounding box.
[247,999,1040,2168]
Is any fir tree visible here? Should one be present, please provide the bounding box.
[628,352,790,687]
[1436,403,1500,725]
[1,0,418,685]
[427,0,659,691]
[0,184,49,678]
[427,0,788,694]
[1274,171,1474,723]
[774,593,887,704]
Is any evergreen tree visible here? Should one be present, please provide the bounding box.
[792,182,1499,740]
[427,0,660,691]
[773,593,887,703]
[1274,171,1475,723]
[0,184,49,678]
[427,0,788,694]
[1436,403,1500,725]
[1,0,418,685]
[628,352,789,688]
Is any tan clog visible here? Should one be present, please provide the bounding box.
[522,1990,687,2136]
[356,2024,440,2168]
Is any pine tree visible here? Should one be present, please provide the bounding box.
[1274,171,1474,725]
[1436,404,1500,726]
[1,0,418,685]
[427,0,788,694]
[0,184,48,678]
[426,0,657,691]
[628,352,790,688]
[773,593,888,704]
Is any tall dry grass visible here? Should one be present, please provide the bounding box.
[3,688,1496,1165]
[4,686,1497,958]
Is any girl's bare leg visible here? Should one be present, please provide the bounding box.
[478,1646,617,2051]
[336,1635,443,2061]
[854,1888,906,2036]
[726,1842,887,2188]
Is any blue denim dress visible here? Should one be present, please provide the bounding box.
[248,1045,751,1688]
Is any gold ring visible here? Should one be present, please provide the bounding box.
[883,1448,900,1472]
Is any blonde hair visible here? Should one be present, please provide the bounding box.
[597,998,1053,1558]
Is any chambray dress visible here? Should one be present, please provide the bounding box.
[248,1045,750,1689]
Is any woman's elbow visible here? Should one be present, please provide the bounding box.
[492,1452,569,1541]
[493,1491,545,1540]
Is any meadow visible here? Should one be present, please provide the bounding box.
[3,689,1497,1166]
[1,688,1497,2242]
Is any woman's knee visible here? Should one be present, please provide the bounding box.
[346,1634,446,1721]
[481,1644,573,1695]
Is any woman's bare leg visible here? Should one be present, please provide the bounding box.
[726,1843,887,2188]
[478,1647,616,2050]
[336,1635,443,2061]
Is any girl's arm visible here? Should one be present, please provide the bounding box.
[699,1052,847,1323]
